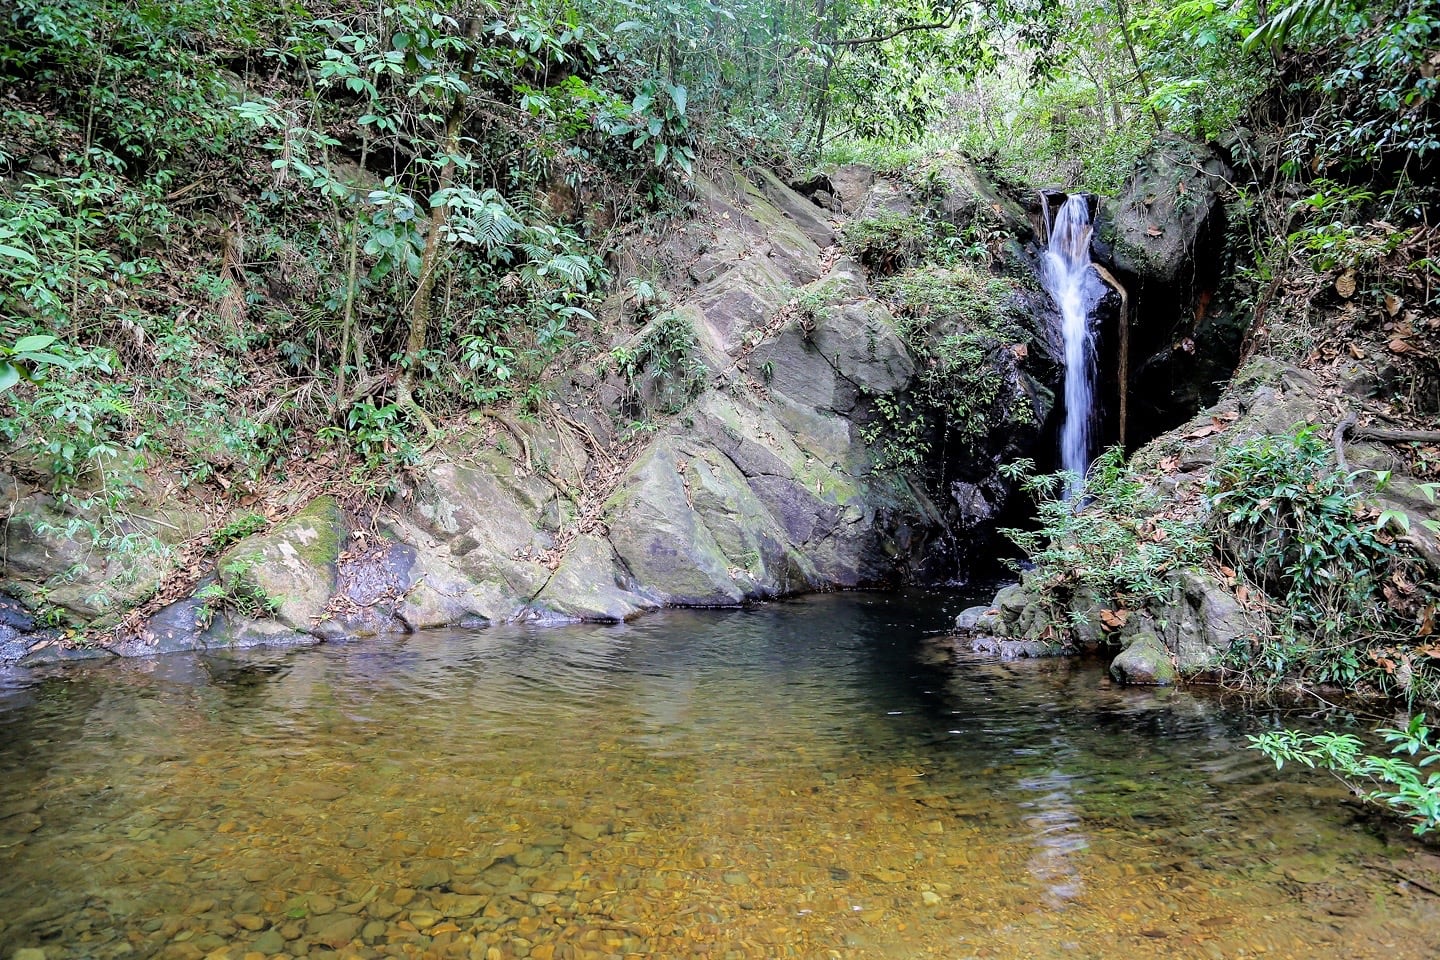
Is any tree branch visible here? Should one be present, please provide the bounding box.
[831,14,958,47]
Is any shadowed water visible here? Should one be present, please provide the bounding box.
[2,592,1438,959]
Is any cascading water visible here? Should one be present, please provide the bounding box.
[1042,194,1104,498]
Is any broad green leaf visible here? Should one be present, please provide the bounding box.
[0,244,36,264]
[0,362,19,392]
[12,334,57,353]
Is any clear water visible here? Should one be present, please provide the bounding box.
[2,592,1438,960]
[1043,195,1105,497]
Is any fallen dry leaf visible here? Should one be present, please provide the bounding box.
[1389,338,1412,354]
[1099,608,1129,631]
[1385,292,1403,316]
[1348,343,1365,359]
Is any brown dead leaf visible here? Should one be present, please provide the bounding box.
[1385,292,1403,316]
[1099,608,1130,631]
[1159,455,1180,472]
[1389,338,1412,354]
[1335,270,1357,298]
[1187,422,1221,439]
[1348,343,1365,359]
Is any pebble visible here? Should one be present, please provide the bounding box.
[570,822,604,842]
[290,783,347,802]
[250,929,284,955]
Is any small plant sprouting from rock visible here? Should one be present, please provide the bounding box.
[195,557,280,630]
[862,263,1037,475]
[607,311,708,415]
[1207,426,1424,694]
[840,211,941,275]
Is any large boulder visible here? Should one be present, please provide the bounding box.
[1096,135,1244,442]
[1098,135,1230,287]
[1,464,207,629]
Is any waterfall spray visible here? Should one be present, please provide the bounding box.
[1042,195,1104,498]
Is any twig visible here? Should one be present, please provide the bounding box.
[1378,866,1440,899]
[1352,426,1440,445]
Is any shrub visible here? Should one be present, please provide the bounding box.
[1001,448,1208,623]
[1206,427,1412,689]
[1250,714,1440,836]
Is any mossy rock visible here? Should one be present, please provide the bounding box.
[1110,632,1178,686]
[217,496,345,633]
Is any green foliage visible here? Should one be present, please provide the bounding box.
[207,513,268,555]
[606,311,707,416]
[1002,448,1209,620]
[1249,713,1440,836]
[868,263,1035,468]
[196,556,281,629]
[1206,427,1409,688]
[841,211,943,275]
[317,400,419,494]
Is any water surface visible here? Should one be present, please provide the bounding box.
[2,592,1437,959]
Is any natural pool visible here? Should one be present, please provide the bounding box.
[2,591,1438,960]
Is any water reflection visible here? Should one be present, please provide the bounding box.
[0,592,1437,960]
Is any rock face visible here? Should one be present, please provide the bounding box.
[1094,135,1245,445]
[3,161,1049,660]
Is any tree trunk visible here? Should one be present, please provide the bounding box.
[396,15,484,431]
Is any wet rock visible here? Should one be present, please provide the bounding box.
[993,584,1029,618]
[528,534,655,623]
[414,863,451,889]
[570,821,606,842]
[251,928,285,954]
[953,604,998,633]
[1099,135,1230,287]
[1,466,205,629]
[969,636,1063,660]
[927,157,1031,239]
[827,164,876,213]
[310,914,363,948]
[1110,632,1177,685]
[289,783,346,803]
[1151,567,1253,671]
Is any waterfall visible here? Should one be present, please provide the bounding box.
[1041,195,1103,498]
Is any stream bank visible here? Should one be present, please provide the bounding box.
[3,159,1064,662]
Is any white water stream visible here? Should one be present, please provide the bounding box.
[1042,195,1104,497]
